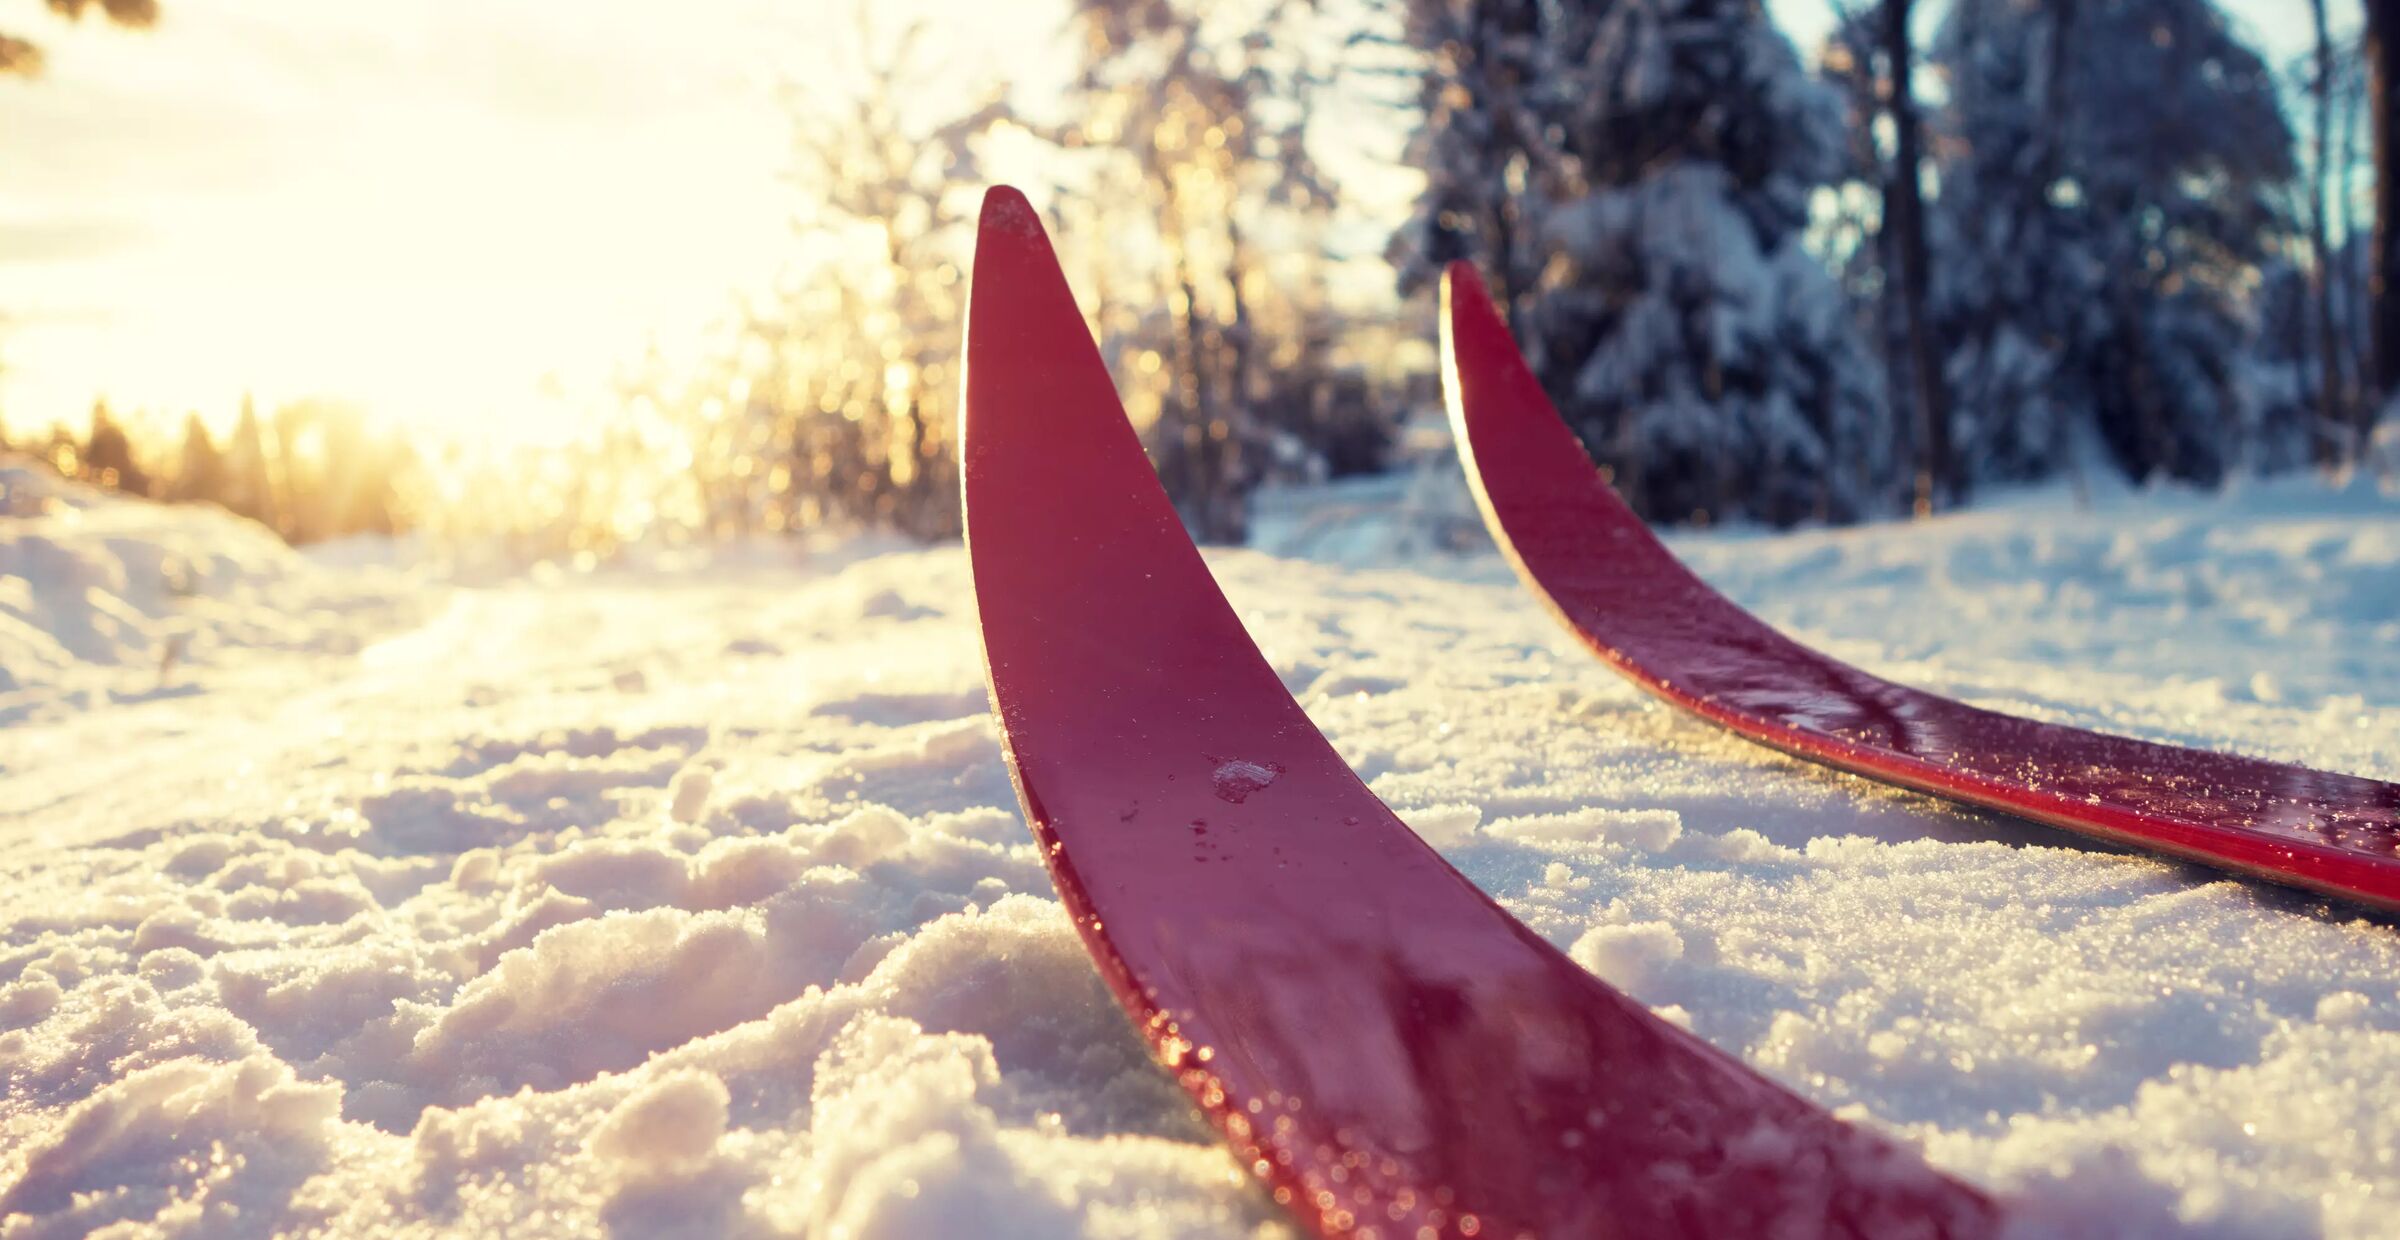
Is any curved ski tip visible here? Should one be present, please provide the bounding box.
[1440,257,1484,299]
[978,184,1043,239]
[1441,259,1501,336]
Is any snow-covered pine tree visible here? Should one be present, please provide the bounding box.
[1540,0,1891,525]
[1917,0,2081,487]
[1385,0,1556,327]
[1930,0,2294,489]
[1397,0,1893,526]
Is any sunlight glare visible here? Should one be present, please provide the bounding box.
[0,0,1066,453]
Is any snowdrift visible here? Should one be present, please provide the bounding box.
[0,463,422,715]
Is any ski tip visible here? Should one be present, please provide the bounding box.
[1442,259,1497,328]
[1439,258,1503,352]
[1437,258,1505,399]
[960,178,1128,530]
[977,184,1044,242]
[963,183,1071,454]
[1437,258,1508,442]
[1440,257,1483,300]
[1435,238,1622,531]
[968,184,1068,315]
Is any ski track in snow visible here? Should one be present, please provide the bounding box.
[2,469,2398,1238]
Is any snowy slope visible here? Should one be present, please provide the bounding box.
[0,464,430,725]
[2,473,2397,1238]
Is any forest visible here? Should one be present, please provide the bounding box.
[8,0,2396,549]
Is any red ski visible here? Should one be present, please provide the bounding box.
[1440,260,2400,914]
[963,187,1999,1239]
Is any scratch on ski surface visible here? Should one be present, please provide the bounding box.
[0,462,2396,1235]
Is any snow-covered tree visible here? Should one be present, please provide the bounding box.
[1930,0,2295,488]
[1385,0,1556,327]
[652,10,1014,543]
[1400,0,1895,525]
[1058,0,1373,542]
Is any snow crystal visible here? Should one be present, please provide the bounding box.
[1207,759,1282,804]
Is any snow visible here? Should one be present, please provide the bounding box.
[4,468,2399,1237]
[0,464,428,716]
[1207,760,1283,805]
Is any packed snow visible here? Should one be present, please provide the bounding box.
[2,465,2397,1238]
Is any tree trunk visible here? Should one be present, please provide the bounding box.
[2312,0,2349,464]
[2031,0,2078,224]
[1880,0,1950,513]
[2366,0,2400,453]
[1224,210,1256,420]
[2340,37,2364,410]
[2030,0,2081,477]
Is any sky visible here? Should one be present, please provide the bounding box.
[0,0,2338,448]
[0,0,1074,445]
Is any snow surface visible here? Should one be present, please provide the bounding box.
[3,468,2398,1238]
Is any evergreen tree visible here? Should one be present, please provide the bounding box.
[221,395,280,530]
[81,400,150,496]
[1401,0,1893,526]
[1385,0,1555,328]
[1930,0,2294,487]
[168,413,225,505]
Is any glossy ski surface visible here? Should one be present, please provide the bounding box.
[1441,260,2400,914]
[961,187,2000,1239]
